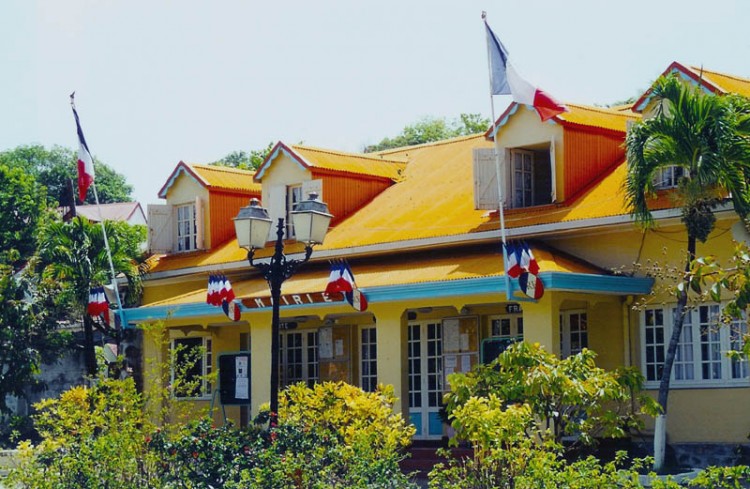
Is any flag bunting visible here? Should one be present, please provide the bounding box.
[484,19,566,122]
[504,241,544,299]
[326,260,368,311]
[207,273,241,321]
[88,286,109,317]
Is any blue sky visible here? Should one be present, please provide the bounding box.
[1,0,749,207]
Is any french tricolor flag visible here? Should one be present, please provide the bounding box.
[326,261,368,311]
[71,98,95,202]
[484,18,566,122]
[87,286,109,317]
[504,242,523,279]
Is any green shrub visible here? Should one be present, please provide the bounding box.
[6,377,160,488]
[146,381,416,488]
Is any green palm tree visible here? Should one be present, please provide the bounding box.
[36,216,143,376]
[625,74,750,470]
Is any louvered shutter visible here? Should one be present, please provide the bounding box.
[473,148,499,210]
[148,204,173,254]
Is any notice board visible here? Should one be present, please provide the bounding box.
[219,352,251,405]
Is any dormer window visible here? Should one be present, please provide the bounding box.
[473,142,556,211]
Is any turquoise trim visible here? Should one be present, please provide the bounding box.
[255,146,307,180]
[489,103,519,139]
[159,165,203,198]
[122,273,653,328]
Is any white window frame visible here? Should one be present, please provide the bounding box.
[641,303,749,388]
[176,203,197,252]
[560,310,588,358]
[488,313,524,340]
[280,329,318,388]
[285,185,303,239]
[171,335,213,399]
[360,325,378,392]
[511,149,535,208]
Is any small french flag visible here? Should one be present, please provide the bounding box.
[325,261,355,294]
[326,261,368,311]
[87,286,109,317]
[520,242,540,275]
[504,242,523,278]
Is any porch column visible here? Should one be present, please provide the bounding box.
[250,311,273,416]
[371,303,407,416]
[521,292,561,356]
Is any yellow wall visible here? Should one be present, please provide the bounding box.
[495,105,564,201]
[166,171,212,249]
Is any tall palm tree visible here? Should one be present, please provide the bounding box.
[36,216,143,376]
[625,74,750,470]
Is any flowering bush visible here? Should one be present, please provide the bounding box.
[7,377,161,488]
[149,381,417,488]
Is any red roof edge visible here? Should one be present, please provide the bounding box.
[632,61,723,113]
[157,161,209,199]
[254,141,311,182]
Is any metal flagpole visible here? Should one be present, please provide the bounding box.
[70,95,127,341]
[482,11,513,300]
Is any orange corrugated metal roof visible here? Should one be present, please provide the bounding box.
[255,142,406,182]
[291,144,406,180]
[191,164,262,194]
[148,133,643,273]
[555,103,640,133]
[144,245,600,307]
[158,161,261,198]
[693,66,750,97]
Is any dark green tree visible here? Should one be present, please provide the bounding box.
[0,266,71,413]
[0,164,51,269]
[211,142,275,171]
[0,144,133,205]
[625,74,750,470]
[364,113,490,152]
[36,217,144,376]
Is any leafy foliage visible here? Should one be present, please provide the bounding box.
[211,142,275,171]
[0,163,51,269]
[35,217,145,375]
[0,144,133,205]
[364,113,490,152]
[443,342,658,451]
[0,267,71,415]
[7,377,161,488]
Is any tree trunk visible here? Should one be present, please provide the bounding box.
[653,234,696,472]
[83,314,98,376]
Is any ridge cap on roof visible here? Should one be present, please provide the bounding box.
[689,65,750,84]
[372,133,485,155]
[561,102,639,118]
[190,163,256,176]
[291,144,408,164]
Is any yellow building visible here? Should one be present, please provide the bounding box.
[125,61,750,463]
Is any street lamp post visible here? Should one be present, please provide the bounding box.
[233,193,332,419]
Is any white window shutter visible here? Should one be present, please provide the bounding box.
[266,184,286,241]
[549,138,557,203]
[147,204,174,254]
[195,196,205,250]
[301,179,323,201]
[473,148,499,210]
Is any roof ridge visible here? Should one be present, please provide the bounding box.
[190,163,256,176]
[562,102,639,118]
[373,133,484,155]
[689,65,750,84]
[291,144,408,164]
